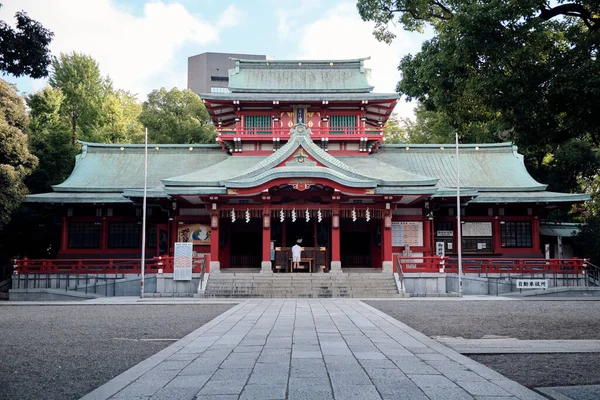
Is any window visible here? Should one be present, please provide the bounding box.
[210,76,229,82]
[108,222,140,249]
[501,221,532,248]
[330,115,356,134]
[68,222,101,248]
[147,223,157,249]
[243,115,271,134]
[210,87,230,93]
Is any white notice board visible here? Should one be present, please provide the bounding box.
[392,221,423,247]
[462,222,492,237]
[174,242,193,281]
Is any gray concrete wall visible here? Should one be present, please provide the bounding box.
[446,273,587,295]
[402,273,447,295]
[9,289,98,301]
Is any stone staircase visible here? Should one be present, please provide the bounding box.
[202,272,405,298]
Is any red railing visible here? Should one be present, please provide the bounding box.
[393,254,586,275]
[15,255,209,275]
[218,126,383,138]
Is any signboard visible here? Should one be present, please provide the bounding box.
[177,224,211,245]
[436,230,453,237]
[392,221,423,247]
[435,242,445,257]
[516,279,548,290]
[462,222,492,237]
[174,242,193,281]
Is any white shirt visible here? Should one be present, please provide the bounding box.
[292,245,302,258]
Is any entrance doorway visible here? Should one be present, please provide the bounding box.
[340,219,372,267]
[285,219,315,247]
[229,219,261,267]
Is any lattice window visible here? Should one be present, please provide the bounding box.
[68,222,101,249]
[330,115,356,134]
[108,222,140,249]
[244,115,271,134]
[147,223,157,249]
[501,221,532,248]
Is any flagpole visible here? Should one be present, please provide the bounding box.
[455,133,463,297]
[140,127,148,298]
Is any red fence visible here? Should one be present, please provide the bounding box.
[15,255,209,275]
[393,254,586,275]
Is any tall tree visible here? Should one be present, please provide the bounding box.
[357,0,600,190]
[95,89,144,144]
[27,86,76,189]
[0,3,53,78]
[139,88,215,144]
[49,52,108,144]
[0,79,38,228]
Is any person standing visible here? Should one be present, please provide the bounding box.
[292,241,302,272]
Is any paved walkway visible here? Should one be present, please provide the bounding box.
[82,299,545,400]
[436,338,600,354]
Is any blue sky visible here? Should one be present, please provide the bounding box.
[0,0,431,119]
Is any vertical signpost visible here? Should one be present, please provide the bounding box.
[174,242,193,281]
[140,128,148,298]
[455,133,463,297]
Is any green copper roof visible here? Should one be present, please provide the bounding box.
[540,222,581,237]
[377,143,547,191]
[53,142,227,193]
[468,191,590,203]
[200,93,399,102]
[227,58,374,93]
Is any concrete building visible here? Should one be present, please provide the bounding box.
[187,52,266,95]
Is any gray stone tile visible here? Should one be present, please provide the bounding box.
[197,381,245,395]
[164,375,210,389]
[149,387,198,400]
[392,357,440,375]
[167,352,200,362]
[408,374,458,389]
[359,359,398,369]
[332,384,381,400]
[239,384,287,400]
[220,358,257,369]
[196,395,239,400]
[292,350,323,359]
[353,351,387,360]
[329,370,372,385]
[419,386,474,400]
[367,368,407,382]
[248,371,289,385]
[288,389,334,400]
[372,377,421,395]
[210,368,252,381]
[289,377,331,391]
[234,345,264,353]
[115,381,165,398]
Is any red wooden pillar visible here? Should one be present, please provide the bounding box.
[492,219,502,254]
[61,217,68,252]
[331,202,341,272]
[101,217,108,250]
[532,218,541,252]
[261,197,273,273]
[210,208,220,273]
[382,210,393,272]
[423,217,432,256]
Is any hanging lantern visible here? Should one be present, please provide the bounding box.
[291,208,297,222]
[305,208,310,222]
[245,208,250,223]
[317,208,322,223]
[366,207,371,222]
[352,207,357,222]
[231,209,236,223]
[280,208,285,223]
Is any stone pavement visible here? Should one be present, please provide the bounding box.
[82,299,546,400]
[436,338,600,354]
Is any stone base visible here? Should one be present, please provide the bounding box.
[330,261,342,274]
[261,261,273,274]
[382,261,393,273]
[210,261,221,274]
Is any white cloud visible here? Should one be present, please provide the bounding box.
[0,0,241,99]
[293,1,430,120]
[276,9,291,38]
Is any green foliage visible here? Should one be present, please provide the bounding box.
[49,52,108,144]
[383,113,407,143]
[95,90,144,144]
[139,88,216,144]
[27,86,77,189]
[0,3,54,78]
[0,79,38,229]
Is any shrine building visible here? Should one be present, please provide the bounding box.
[21,58,589,296]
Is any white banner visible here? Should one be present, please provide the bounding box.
[174,242,193,281]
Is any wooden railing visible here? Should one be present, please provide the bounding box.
[15,255,208,275]
[392,254,586,275]
[218,126,383,137]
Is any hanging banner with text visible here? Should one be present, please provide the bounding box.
[174,242,193,281]
[392,221,423,247]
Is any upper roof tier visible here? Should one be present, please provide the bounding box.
[227,58,375,93]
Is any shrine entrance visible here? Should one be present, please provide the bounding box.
[229,218,262,268]
[340,218,375,268]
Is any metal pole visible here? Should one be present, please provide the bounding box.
[140,127,148,298]
[456,133,463,297]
